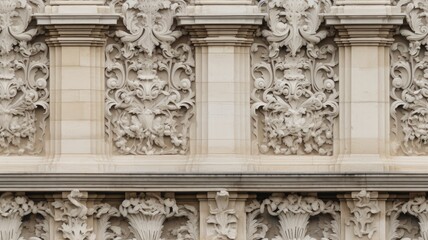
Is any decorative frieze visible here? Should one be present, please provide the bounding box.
[0,0,49,155]
[246,193,340,240]
[105,0,195,155]
[390,0,428,155]
[251,0,338,155]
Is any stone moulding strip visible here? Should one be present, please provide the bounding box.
[0,174,427,192]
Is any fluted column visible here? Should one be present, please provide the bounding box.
[35,3,119,171]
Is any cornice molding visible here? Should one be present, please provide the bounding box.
[2,173,428,192]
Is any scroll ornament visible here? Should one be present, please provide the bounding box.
[105,0,195,155]
[251,0,338,155]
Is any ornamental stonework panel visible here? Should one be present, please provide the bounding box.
[390,0,428,155]
[0,0,49,155]
[105,0,195,155]
[251,0,339,155]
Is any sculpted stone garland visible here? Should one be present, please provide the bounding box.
[105,0,195,155]
[0,0,49,155]
[390,0,428,155]
[251,0,338,155]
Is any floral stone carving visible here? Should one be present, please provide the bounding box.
[346,191,380,239]
[255,193,339,240]
[390,0,428,155]
[251,0,338,155]
[0,192,42,240]
[52,190,95,240]
[119,192,198,240]
[207,191,238,240]
[105,0,195,155]
[0,0,49,155]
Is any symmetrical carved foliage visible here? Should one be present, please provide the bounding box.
[119,193,198,240]
[207,191,238,240]
[251,0,338,155]
[247,193,339,240]
[391,0,428,155]
[52,190,95,240]
[105,0,195,155]
[0,193,41,240]
[0,0,49,155]
[346,191,380,239]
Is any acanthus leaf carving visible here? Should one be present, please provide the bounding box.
[207,191,238,240]
[346,190,380,240]
[0,0,49,155]
[106,0,194,155]
[250,193,339,240]
[52,190,95,240]
[391,0,428,155]
[245,200,268,240]
[251,0,338,155]
[0,192,44,240]
[93,203,120,240]
[400,196,428,240]
[119,192,198,240]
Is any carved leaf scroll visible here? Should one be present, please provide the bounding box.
[251,0,338,155]
[247,193,339,240]
[119,192,198,240]
[391,0,428,155]
[0,0,49,155]
[105,0,195,155]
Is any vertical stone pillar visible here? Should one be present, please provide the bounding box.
[325,3,403,171]
[338,191,388,240]
[197,191,249,240]
[177,3,263,170]
[35,4,118,171]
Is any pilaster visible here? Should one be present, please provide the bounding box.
[34,5,119,171]
[339,191,389,240]
[198,191,248,240]
[177,5,263,162]
[325,4,404,172]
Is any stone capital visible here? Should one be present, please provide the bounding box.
[325,5,404,46]
[35,8,119,47]
[177,5,263,46]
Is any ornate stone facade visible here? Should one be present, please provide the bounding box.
[0,0,426,239]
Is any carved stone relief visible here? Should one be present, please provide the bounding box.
[387,195,428,240]
[207,191,238,240]
[246,193,340,240]
[118,192,198,240]
[0,0,49,155]
[346,191,380,240]
[105,0,195,155]
[391,0,428,155]
[251,0,338,155]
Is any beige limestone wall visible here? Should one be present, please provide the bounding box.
[0,0,428,239]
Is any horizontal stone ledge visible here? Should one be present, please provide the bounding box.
[0,173,428,192]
